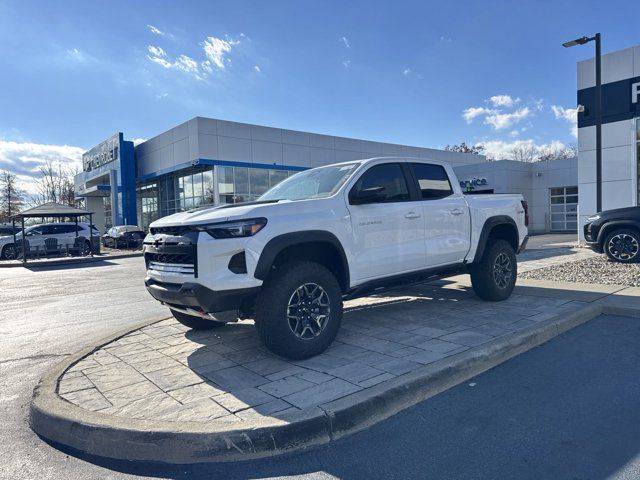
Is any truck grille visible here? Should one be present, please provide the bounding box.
[146,252,193,265]
[146,251,195,276]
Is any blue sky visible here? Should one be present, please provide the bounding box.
[1,0,638,190]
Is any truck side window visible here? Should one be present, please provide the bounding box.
[350,163,410,204]
[411,163,453,200]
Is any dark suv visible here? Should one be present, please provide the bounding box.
[584,206,640,263]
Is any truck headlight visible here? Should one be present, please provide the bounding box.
[196,218,267,239]
[587,215,600,222]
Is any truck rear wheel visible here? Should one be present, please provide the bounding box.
[470,239,517,301]
[170,309,227,330]
[254,261,343,360]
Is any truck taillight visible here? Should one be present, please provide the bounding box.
[521,200,529,226]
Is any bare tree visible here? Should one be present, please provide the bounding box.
[0,170,25,222]
[33,160,77,206]
[510,145,538,163]
[536,143,578,162]
[444,142,485,155]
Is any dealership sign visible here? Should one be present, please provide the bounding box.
[83,134,120,172]
[459,177,489,191]
[578,75,640,128]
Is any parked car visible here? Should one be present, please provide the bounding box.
[0,225,19,237]
[0,222,99,259]
[102,225,146,249]
[143,157,529,359]
[584,206,640,263]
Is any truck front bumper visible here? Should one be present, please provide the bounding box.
[145,277,260,313]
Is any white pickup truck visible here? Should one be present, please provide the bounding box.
[144,157,529,359]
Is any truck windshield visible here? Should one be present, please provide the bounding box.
[259,163,360,201]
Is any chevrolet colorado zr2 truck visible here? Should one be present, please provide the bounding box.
[143,157,529,359]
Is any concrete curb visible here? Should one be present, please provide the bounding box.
[29,303,640,464]
[0,252,142,268]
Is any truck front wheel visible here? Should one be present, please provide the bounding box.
[470,239,517,301]
[170,309,227,330]
[254,261,343,360]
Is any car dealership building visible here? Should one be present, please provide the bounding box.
[74,118,580,236]
[74,118,487,232]
[73,44,640,238]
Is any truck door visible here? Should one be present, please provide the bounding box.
[409,163,471,267]
[347,162,427,281]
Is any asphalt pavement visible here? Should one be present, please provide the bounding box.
[2,254,640,479]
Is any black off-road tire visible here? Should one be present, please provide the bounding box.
[603,228,640,263]
[469,239,517,301]
[170,309,227,330]
[254,261,343,360]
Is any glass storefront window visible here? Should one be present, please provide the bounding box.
[234,168,249,195]
[103,196,112,229]
[250,169,269,196]
[216,165,297,204]
[203,170,214,204]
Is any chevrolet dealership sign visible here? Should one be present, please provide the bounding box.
[83,134,120,172]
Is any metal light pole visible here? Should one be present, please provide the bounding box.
[563,33,602,212]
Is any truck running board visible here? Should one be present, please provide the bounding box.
[344,264,467,301]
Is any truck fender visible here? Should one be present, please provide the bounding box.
[254,230,350,290]
[472,216,519,264]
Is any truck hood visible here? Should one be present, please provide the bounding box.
[149,200,283,227]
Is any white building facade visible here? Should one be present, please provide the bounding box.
[453,158,578,234]
[577,44,640,239]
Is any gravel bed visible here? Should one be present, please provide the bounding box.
[521,255,640,287]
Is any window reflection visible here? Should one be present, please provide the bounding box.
[136,165,297,229]
[217,166,295,204]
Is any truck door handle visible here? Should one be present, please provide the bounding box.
[404,212,421,219]
[450,208,464,216]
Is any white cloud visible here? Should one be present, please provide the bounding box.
[342,59,351,68]
[65,48,95,64]
[484,107,531,130]
[147,45,173,68]
[132,138,147,146]
[202,35,240,70]
[440,36,452,43]
[551,105,578,138]
[340,36,351,48]
[253,65,261,72]
[403,68,412,76]
[463,107,497,123]
[147,24,165,36]
[147,47,206,79]
[489,95,520,107]
[146,34,244,80]
[174,54,200,74]
[0,140,84,194]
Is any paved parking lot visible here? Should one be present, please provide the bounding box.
[0,235,620,478]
